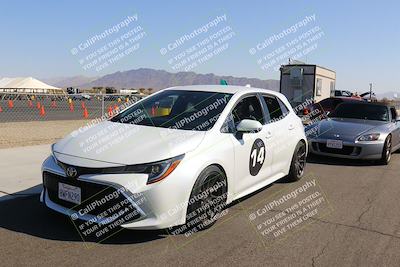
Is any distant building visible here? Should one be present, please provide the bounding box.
[66,87,81,94]
[120,88,138,94]
[105,87,117,94]
[280,63,336,106]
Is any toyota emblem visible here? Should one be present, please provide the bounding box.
[66,167,78,178]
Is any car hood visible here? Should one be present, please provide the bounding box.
[53,121,206,166]
[313,118,387,139]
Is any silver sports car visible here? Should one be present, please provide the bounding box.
[306,102,400,164]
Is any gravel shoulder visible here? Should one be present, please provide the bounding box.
[0,120,89,148]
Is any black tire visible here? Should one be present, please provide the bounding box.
[286,141,307,182]
[379,135,392,165]
[185,166,227,232]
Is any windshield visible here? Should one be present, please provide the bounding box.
[329,103,389,121]
[111,90,232,131]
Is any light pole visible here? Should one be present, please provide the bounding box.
[369,83,372,101]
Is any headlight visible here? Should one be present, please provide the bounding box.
[53,147,183,184]
[143,155,184,184]
[357,133,380,141]
[107,154,184,184]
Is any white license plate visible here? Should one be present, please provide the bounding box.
[58,182,81,205]
[326,139,343,149]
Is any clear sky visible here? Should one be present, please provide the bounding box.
[1,0,399,93]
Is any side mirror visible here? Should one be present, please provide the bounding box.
[236,119,263,133]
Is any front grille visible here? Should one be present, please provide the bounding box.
[57,161,126,176]
[43,171,140,221]
[317,143,361,156]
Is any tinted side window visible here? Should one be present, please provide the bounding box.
[332,99,344,109]
[277,97,290,117]
[263,96,283,123]
[263,96,287,123]
[390,107,397,121]
[320,98,334,109]
[231,96,264,125]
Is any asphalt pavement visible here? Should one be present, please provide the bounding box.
[1,147,400,266]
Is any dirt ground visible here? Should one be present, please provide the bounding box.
[0,120,89,148]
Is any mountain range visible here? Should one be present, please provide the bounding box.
[44,68,280,92]
[42,75,98,88]
[42,68,398,99]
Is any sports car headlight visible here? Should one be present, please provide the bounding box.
[357,133,380,141]
[51,143,57,160]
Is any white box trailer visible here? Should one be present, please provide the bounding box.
[279,64,336,107]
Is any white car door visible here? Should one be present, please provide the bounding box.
[223,95,274,198]
[261,94,296,175]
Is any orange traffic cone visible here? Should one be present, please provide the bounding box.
[28,100,33,108]
[108,106,113,116]
[40,105,46,116]
[69,102,74,112]
[81,101,85,109]
[114,105,118,111]
[37,102,41,109]
[83,108,89,118]
[0,105,2,112]
[8,100,14,108]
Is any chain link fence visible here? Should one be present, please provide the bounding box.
[0,93,144,148]
[0,93,144,122]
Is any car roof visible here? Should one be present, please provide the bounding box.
[163,85,280,96]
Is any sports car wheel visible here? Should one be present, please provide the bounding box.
[379,135,392,165]
[185,166,227,231]
[286,141,307,182]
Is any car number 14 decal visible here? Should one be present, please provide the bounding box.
[249,138,266,176]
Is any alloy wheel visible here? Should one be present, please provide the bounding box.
[295,144,306,177]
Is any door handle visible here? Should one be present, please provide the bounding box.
[288,124,295,130]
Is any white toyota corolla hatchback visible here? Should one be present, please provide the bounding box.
[41,85,307,232]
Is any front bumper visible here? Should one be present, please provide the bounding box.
[41,155,194,230]
[308,138,384,160]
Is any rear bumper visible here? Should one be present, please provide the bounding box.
[308,138,384,160]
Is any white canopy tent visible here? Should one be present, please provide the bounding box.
[0,77,64,94]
